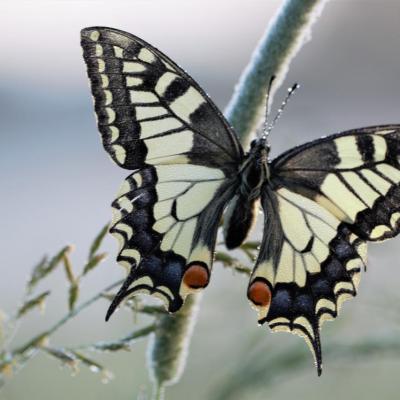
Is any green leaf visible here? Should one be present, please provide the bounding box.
[27,246,72,292]
[17,291,51,318]
[42,346,76,365]
[71,351,103,371]
[82,253,107,276]
[68,284,79,312]
[215,252,236,265]
[215,252,252,276]
[62,253,76,285]
[42,346,79,375]
[27,256,48,291]
[86,324,156,352]
[88,224,109,259]
[240,241,260,251]
[70,351,113,382]
[239,241,260,261]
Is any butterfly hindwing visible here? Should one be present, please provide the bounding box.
[81,27,243,315]
[108,165,238,315]
[248,186,366,374]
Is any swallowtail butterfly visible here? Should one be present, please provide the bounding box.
[81,27,400,374]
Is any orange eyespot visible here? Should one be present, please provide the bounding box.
[183,263,209,289]
[248,280,272,307]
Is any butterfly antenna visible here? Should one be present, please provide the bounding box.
[265,82,300,137]
[261,75,276,139]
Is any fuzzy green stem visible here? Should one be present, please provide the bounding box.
[151,383,165,400]
[225,0,330,146]
[148,294,201,396]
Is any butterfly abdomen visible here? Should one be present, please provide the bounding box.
[223,194,259,249]
[223,148,267,249]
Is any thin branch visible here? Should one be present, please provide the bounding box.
[5,278,124,360]
[75,324,156,352]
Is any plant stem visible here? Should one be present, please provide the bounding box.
[148,294,201,396]
[225,0,330,146]
[7,278,125,359]
[151,383,165,400]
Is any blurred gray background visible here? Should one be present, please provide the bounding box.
[1,0,400,399]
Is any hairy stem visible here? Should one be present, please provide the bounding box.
[225,0,330,146]
[148,294,201,397]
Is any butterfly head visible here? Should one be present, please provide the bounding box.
[249,137,271,161]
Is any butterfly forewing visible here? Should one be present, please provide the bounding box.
[271,125,400,240]
[81,27,242,170]
[81,27,243,315]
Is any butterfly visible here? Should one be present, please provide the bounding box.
[81,26,400,375]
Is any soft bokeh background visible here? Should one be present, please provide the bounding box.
[2,0,400,399]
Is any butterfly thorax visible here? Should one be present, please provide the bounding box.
[241,137,271,192]
[223,138,270,249]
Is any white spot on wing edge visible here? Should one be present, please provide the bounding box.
[138,48,156,63]
[104,90,112,105]
[90,30,100,41]
[109,126,119,143]
[100,74,109,88]
[114,223,134,240]
[98,59,105,73]
[121,248,141,264]
[95,44,103,57]
[105,107,116,124]
[113,145,126,164]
